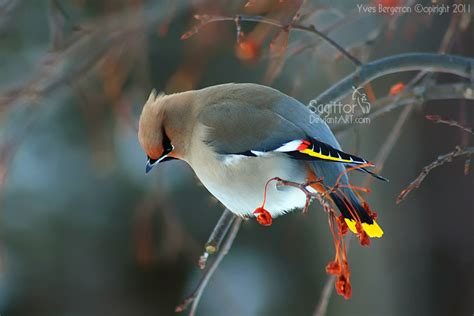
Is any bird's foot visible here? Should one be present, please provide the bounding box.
[253,207,273,226]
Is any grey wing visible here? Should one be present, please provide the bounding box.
[271,94,343,150]
[270,95,348,187]
[197,101,306,155]
[198,94,384,184]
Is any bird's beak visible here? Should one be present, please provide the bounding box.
[145,157,159,174]
[145,154,176,174]
[145,145,175,174]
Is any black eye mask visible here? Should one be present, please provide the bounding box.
[161,128,174,157]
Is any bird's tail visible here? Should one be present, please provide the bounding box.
[329,189,383,238]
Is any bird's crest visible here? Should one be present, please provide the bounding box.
[146,89,166,106]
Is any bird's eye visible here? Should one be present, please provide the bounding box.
[162,129,174,154]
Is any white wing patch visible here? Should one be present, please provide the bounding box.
[274,140,303,152]
[250,150,268,156]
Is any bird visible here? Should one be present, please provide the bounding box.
[138,83,385,238]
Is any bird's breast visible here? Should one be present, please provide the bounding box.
[188,145,308,217]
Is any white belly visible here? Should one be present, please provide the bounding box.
[188,148,308,217]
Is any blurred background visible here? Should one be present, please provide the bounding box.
[0,0,473,315]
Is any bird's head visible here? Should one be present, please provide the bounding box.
[138,89,178,174]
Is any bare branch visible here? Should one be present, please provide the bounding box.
[294,24,362,66]
[334,82,474,135]
[313,275,336,316]
[311,53,474,107]
[176,217,242,316]
[181,14,361,66]
[425,114,473,135]
[397,146,474,204]
[199,209,236,269]
[0,1,192,109]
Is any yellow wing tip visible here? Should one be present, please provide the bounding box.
[345,218,384,238]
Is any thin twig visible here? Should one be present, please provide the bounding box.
[277,10,360,61]
[181,14,361,66]
[425,114,473,135]
[274,177,334,214]
[198,209,236,269]
[313,275,336,316]
[397,146,474,204]
[176,217,242,316]
[394,9,471,203]
[293,24,361,66]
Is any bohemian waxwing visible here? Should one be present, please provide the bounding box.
[138,83,384,238]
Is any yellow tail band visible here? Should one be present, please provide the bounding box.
[344,218,384,238]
